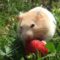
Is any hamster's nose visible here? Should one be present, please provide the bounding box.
[20,26,23,29]
[20,26,23,32]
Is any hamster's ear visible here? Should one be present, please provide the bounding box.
[17,15,23,21]
[16,12,23,21]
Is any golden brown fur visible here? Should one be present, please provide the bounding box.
[17,7,56,40]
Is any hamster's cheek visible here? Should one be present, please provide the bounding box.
[21,30,34,40]
[26,30,33,37]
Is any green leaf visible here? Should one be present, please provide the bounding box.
[46,42,56,53]
[57,43,60,52]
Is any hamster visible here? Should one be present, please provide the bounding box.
[17,7,56,41]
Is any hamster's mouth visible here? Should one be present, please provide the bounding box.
[21,34,45,41]
[25,36,44,41]
[36,37,45,41]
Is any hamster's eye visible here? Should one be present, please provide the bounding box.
[30,24,35,28]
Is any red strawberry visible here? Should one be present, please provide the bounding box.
[25,39,48,56]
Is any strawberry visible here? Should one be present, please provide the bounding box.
[25,39,48,56]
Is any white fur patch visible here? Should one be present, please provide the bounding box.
[30,7,56,38]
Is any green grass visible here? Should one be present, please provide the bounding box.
[0,0,60,60]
